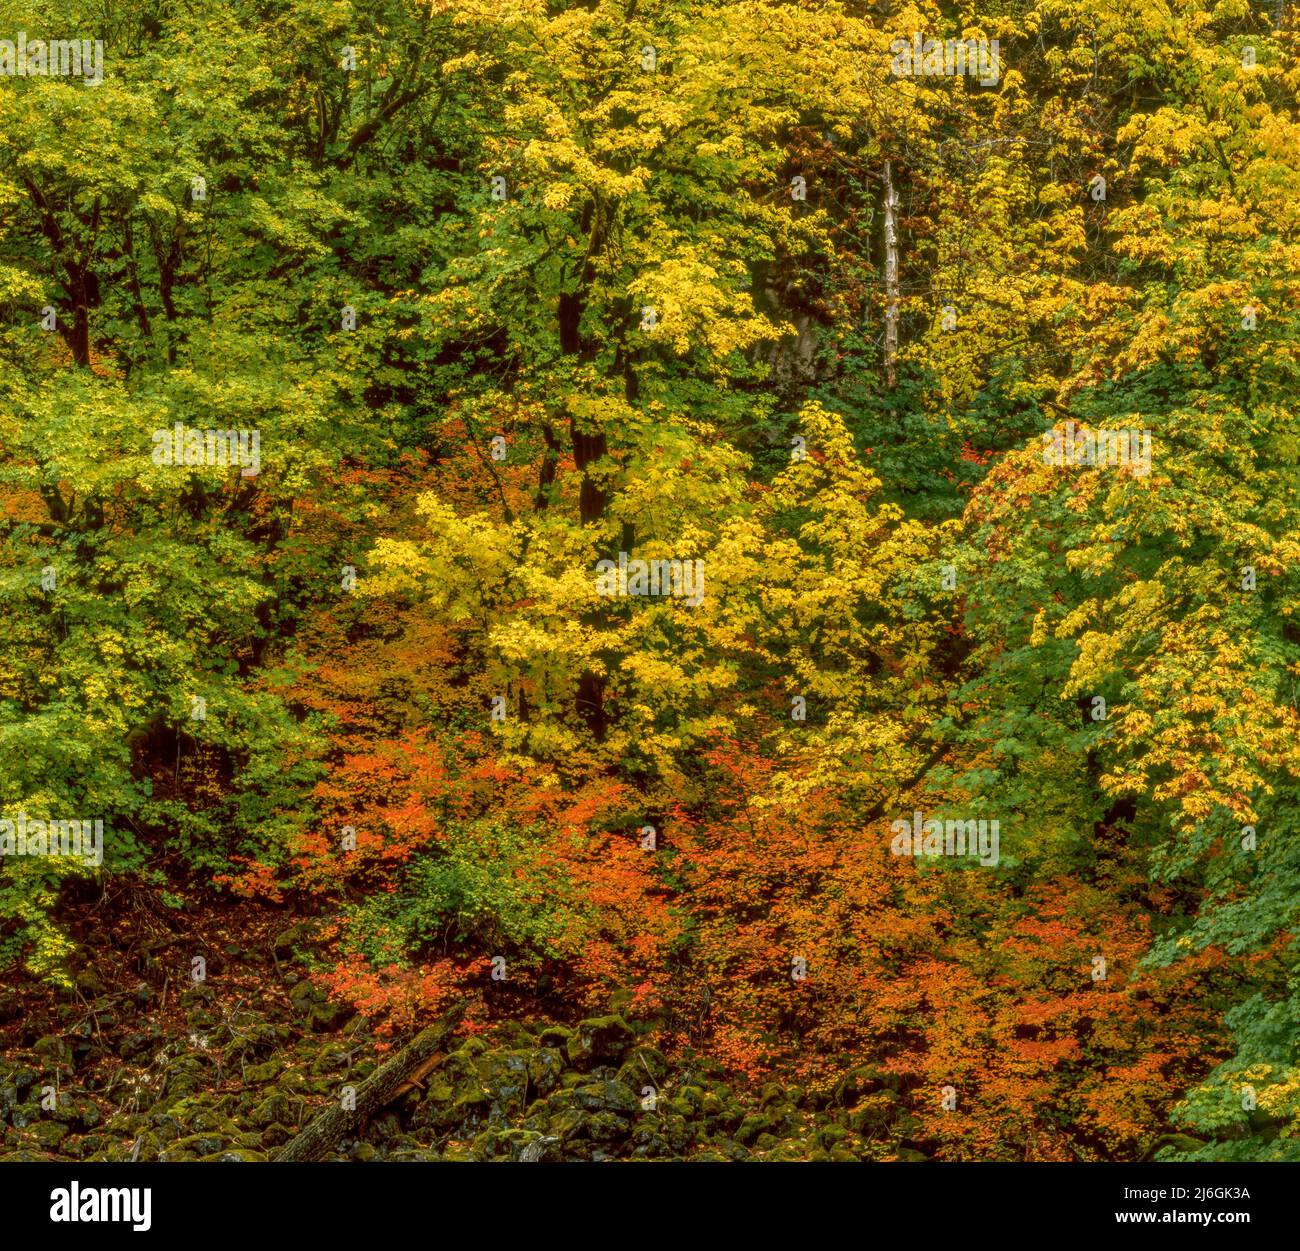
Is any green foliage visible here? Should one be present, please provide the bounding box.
[342,820,583,970]
[1,0,1298,1161]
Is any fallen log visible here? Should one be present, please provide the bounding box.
[275,1000,467,1162]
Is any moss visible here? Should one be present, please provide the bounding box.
[243,1058,284,1084]
[735,1112,774,1145]
[31,1007,934,1164]
[29,1120,71,1149]
[566,1016,635,1069]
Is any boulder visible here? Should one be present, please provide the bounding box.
[565,1016,635,1070]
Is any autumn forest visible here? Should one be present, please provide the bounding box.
[1,0,1299,1180]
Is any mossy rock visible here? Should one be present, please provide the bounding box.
[510,1130,561,1162]
[170,1131,231,1154]
[735,1112,775,1145]
[1150,1133,1206,1160]
[243,1058,284,1084]
[231,1022,290,1058]
[444,1085,499,1134]
[180,984,216,1009]
[308,1043,357,1076]
[834,1065,901,1106]
[675,1084,706,1112]
[160,1096,228,1131]
[309,999,355,1033]
[7,1101,41,1130]
[699,1091,724,1119]
[6,1068,37,1100]
[412,1095,462,1134]
[496,1022,537,1049]
[538,1025,573,1049]
[59,1136,92,1160]
[538,1089,576,1116]
[659,1114,694,1153]
[474,1052,531,1114]
[250,1094,293,1129]
[117,1029,160,1061]
[102,1111,140,1136]
[125,1131,164,1161]
[566,1016,635,1070]
[147,1113,186,1144]
[33,1035,73,1070]
[422,1077,456,1106]
[51,1095,100,1131]
[630,1127,673,1158]
[614,1046,670,1090]
[469,1128,507,1161]
[574,1080,640,1116]
[527,1048,566,1096]
[440,1050,480,1086]
[847,1093,898,1135]
[287,981,323,1012]
[586,1111,632,1144]
[272,922,320,963]
[286,982,354,1033]
[29,1120,71,1150]
[549,1108,586,1141]
[707,1140,750,1162]
[160,1057,207,1099]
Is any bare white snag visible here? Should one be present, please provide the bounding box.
[883,160,900,389]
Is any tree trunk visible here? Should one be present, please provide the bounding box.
[68,265,92,367]
[558,203,612,738]
[882,160,900,388]
[274,1001,466,1162]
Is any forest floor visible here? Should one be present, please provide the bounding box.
[0,886,926,1162]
